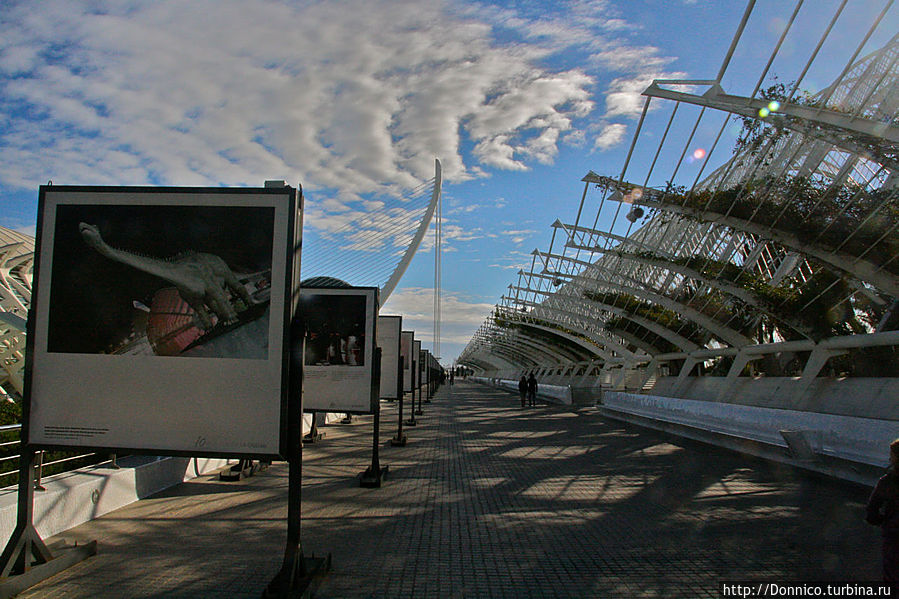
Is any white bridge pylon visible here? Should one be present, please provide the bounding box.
[301,159,443,306]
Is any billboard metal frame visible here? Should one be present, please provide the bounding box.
[24,185,299,460]
[299,286,379,415]
[377,315,402,400]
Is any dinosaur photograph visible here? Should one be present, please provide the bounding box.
[45,202,276,358]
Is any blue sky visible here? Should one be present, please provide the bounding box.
[1,0,896,364]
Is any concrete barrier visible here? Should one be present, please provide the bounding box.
[0,455,233,547]
[472,377,573,404]
[0,410,353,547]
[600,392,894,486]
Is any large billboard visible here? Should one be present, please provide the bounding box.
[300,286,378,413]
[401,331,414,393]
[413,340,421,389]
[377,316,401,400]
[26,186,298,458]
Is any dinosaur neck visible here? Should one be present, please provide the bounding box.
[94,242,185,286]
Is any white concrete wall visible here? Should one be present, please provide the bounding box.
[472,374,895,485]
[0,410,351,547]
[601,391,895,486]
[473,377,573,404]
[0,456,232,547]
[648,376,899,420]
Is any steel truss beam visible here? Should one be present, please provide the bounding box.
[519,294,699,355]
[504,293,644,358]
[525,252,753,348]
[606,250,816,340]
[490,328,581,365]
[493,314,615,361]
[643,80,899,170]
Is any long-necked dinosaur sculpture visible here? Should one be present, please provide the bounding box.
[79,222,254,330]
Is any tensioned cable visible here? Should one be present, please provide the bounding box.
[787,0,847,102]
[302,179,434,286]
[812,0,892,112]
[716,0,758,83]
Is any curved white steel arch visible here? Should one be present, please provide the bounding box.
[380,159,442,304]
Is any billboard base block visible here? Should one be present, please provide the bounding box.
[414,409,423,416]
[340,416,353,424]
[359,465,388,488]
[263,553,331,599]
[219,459,263,481]
[302,432,324,445]
[404,419,417,427]
[0,540,97,599]
[390,434,407,447]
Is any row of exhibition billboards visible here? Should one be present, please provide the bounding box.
[23,183,440,462]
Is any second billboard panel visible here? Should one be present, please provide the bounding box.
[300,286,378,413]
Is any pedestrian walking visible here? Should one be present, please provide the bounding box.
[527,373,537,407]
[866,438,899,588]
[518,375,527,407]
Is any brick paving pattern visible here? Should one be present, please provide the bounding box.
[19,380,881,598]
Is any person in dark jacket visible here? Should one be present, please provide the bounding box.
[867,438,899,586]
[518,375,527,407]
[526,373,537,407]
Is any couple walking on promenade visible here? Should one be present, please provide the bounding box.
[518,373,537,408]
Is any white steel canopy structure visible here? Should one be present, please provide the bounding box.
[460,2,899,407]
[0,226,33,399]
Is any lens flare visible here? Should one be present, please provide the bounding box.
[758,107,770,118]
[693,148,706,160]
[768,100,780,112]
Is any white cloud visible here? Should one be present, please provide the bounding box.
[593,123,627,151]
[603,71,687,118]
[501,229,537,244]
[487,249,533,271]
[447,203,488,215]
[416,222,484,253]
[590,45,676,72]
[380,286,495,361]
[0,0,685,201]
[0,0,601,198]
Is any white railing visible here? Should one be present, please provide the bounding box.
[0,424,114,490]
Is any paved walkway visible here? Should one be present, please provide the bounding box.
[21,381,881,598]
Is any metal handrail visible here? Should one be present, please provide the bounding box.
[0,423,113,489]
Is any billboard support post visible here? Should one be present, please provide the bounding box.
[361,348,388,487]
[264,315,330,598]
[405,358,418,427]
[415,382,424,416]
[0,449,97,597]
[303,412,323,444]
[219,458,266,482]
[390,352,407,446]
[414,352,424,417]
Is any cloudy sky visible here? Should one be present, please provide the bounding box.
[2,0,895,363]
